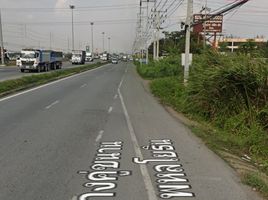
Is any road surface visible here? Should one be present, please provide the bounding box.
[0,61,96,82]
[0,62,262,200]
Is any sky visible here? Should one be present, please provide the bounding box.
[0,0,267,53]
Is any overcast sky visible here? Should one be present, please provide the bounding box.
[0,0,267,53]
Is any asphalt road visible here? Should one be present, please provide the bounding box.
[0,61,96,82]
[0,62,262,200]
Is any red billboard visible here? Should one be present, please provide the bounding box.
[193,14,223,33]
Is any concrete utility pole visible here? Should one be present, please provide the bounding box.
[156,11,160,61]
[0,9,4,66]
[146,0,149,64]
[184,0,193,84]
[203,0,208,49]
[49,32,52,50]
[102,32,105,52]
[70,5,75,51]
[21,24,27,48]
[153,2,157,60]
[90,22,94,53]
[67,37,70,52]
[108,37,111,54]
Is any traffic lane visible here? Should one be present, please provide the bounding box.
[74,84,149,200]
[119,64,262,200]
[0,63,126,199]
[0,61,98,82]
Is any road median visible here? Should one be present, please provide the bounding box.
[0,62,106,98]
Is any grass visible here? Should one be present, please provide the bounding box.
[243,173,268,198]
[0,62,105,97]
[136,51,268,198]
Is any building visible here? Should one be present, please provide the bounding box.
[217,37,266,52]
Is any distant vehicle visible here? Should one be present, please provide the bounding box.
[122,55,128,62]
[86,52,94,62]
[72,50,86,64]
[111,58,118,64]
[18,49,63,73]
[101,53,109,61]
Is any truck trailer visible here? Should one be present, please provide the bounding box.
[18,49,63,73]
[71,50,86,64]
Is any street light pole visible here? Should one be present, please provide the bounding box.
[108,37,111,54]
[90,22,94,53]
[102,32,105,53]
[0,9,5,66]
[70,5,75,51]
[184,0,193,84]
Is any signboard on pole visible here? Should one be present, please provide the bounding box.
[181,53,193,66]
[193,14,223,33]
[86,45,90,52]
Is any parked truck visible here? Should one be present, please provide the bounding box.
[71,50,86,64]
[17,49,63,73]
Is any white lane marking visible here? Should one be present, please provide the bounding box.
[45,100,60,109]
[0,64,111,103]
[95,130,104,142]
[108,106,113,113]
[80,83,87,88]
[118,78,124,89]
[117,68,158,200]
[114,94,118,99]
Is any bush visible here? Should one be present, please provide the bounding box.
[147,51,268,164]
[137,56,182,79]
[186,51,268,125]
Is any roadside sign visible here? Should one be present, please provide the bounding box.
[193,14,223,33]
[86,46,90,52]
[181,53,193,66]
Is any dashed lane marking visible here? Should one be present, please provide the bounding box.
[108,106,113,113]
[95,130,104,142]
[80,84,87,88]
[45,100,60,109]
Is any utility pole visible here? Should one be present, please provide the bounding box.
[70,5,75,51]
[102,32,105,52]
[146,0,149,64]
[23,24,27,49]
[90,22,94,53]
[153,1,157,60]
[184,0,193,84]
[108,37,111,54]
[49,32,52,50]
[67,37,70,52]
[203,0,208,49]
[156,11,160,61]
[0,9,4,66]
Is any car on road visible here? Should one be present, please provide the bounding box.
[111,58,118,64]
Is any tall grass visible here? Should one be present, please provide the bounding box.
[136,55,182,79]
[144,50,268,171]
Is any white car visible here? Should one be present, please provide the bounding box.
[111,59,118,64]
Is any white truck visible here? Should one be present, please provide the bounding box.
[101,53,109,61]
[72,50,86,64]
[17,49,63,73]
[86,52,94,62]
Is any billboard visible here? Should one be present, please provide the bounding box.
[193,14,223,33]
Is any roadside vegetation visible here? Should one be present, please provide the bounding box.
[0,62,105,97]
[136,31,268,198]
